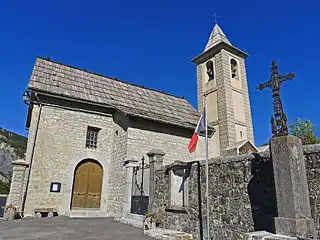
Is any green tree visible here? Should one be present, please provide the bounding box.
[289,118,320,145]
[0,180,10,194]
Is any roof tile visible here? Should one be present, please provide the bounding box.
[28,57,200,129]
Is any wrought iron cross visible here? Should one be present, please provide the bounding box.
[133,156,150,196]
[257,60,296,137]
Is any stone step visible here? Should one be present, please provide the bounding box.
[115,213,144,228]
[144,228,193,240]
[246,231,297,240]
[116,217,143,228]
[69,209,108,218]
[123,213,144,222]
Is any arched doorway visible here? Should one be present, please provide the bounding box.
[71,160,103,209]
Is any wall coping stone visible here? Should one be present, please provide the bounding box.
[251,143,320,155]
[246,231,297,240]
[147,149,166,156]
[123,158,139,167]
[166,160,189,170]
[157,143,320,171]
[203,150,269,166]
[157,152,270,172]
[12,159,29,167]
[303,143,320,154]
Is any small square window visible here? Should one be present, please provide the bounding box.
[85,126,100,149]
[170,169,187,208]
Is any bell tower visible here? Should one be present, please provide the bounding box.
[192,24,254,156]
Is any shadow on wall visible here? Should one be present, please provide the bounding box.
[248,153,278,233]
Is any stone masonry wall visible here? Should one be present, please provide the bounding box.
[196,64,204,112]
[239,57,254,144]
[216,50,237,152]
[24,103,114,216]
[305,144,320,239]
[105,112,128,217]
[126,122,193,200]
[127,120,193,166]
[151,144,320,240]
[152,154,258,240]
[22,99,196,217]
[6,160,28,211]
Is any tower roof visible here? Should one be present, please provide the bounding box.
[193,23,248,64]
[205,24,231,51]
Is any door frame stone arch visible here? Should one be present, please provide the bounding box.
[61,150,109,216]
[71,159,103,209]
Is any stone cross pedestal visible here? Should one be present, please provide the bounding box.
[270,136,316,239]
[6,159,29,212]
[147,149,165,212]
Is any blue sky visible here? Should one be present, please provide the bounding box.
[0,0,319,146]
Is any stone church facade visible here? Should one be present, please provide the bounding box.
[8,24,256,218]
[21,57,199,217]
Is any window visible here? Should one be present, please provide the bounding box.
[240,131,243,139]
[230,59,238,80]
[206,60,214,81]
[86,126,100,149]
[170,169,187,207]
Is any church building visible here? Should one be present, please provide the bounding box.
[8,24,256,218]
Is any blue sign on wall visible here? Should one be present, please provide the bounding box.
[50,182,61,193]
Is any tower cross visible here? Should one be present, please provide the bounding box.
[213,13,218,25]
[257,60,296,137]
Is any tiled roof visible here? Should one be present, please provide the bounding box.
[28,57,200,129]
[205,24,231,51]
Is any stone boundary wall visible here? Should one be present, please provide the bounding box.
[305,144,320,239]
[151,144,320,240]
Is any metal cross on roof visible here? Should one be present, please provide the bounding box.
[257,60,296,137]
[213,13,218,25]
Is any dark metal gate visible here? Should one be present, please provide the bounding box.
[131,196,149,215]
[0,195,7,218]
[130,156,149,215]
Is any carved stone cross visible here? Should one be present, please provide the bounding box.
[257,60,296,137]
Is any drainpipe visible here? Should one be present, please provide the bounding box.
[21,92,42,215]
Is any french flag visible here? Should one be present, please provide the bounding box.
[188,106,207,153]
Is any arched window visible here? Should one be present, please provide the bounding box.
[230,59,238,79]
[206,60,214,81]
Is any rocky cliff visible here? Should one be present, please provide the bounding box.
[0,128,27,182]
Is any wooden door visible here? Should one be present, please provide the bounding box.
[71,161,103,209]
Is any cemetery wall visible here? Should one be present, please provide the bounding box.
[151,144,320,239]
[305,144,320,239]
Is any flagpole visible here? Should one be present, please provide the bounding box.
[204,95,210,240]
